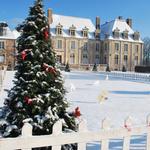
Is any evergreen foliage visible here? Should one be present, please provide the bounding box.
[0,1,77,149]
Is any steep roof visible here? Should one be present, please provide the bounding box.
[101,18,143,43]
[50,14,96,39]
[0,26,16,40]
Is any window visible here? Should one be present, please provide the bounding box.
[95,55,99,59]
[69,25,76,36]
[115,55,119,64]
[56,23,63,35]
[0,27,6,36]
[83,54,88,58]
[113,28,120,38]
[70,54,75,64]
[56,55,62,63]
[71,41,76,49]
[0,55,5,63]
[96,43,100,51]
[135,45,139,54]
[56,40,62,49]
[133,32,140,40]
[124,44,128,54]
[0,41,4,50]
[134,56,138,65]
[82,54,88,64]
[104,43,108,51]
[70,30,75,36]
[124,55,128,65]
[115,43,119,52]
[122,30,128,39]
[83,42,88,51]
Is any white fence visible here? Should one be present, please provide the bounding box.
[0,115,150,150]
[0,66,7,91]
[99,71,150,83]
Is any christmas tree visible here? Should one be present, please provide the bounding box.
[0,0,77,148]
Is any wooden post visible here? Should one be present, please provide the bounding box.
[21,122,33,150]
[78,119,87,150]
[52,120,62,150]
[146,114,150,150]
[123,116,132,150]
[101,118,110,150]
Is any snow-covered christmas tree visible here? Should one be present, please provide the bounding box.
[0,0,77,147]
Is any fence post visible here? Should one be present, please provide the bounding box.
[52,120,62,150]
[123,116,132,150]
[146,115,150,150]
[101,118,110,150]
[21,122,33,150]
[78,119,87,150]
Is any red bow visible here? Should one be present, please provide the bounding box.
[44,28,49,40]
[74,107,81,118]
[21,51,27,60]
[24,97,32,105]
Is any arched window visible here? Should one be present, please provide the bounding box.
[82,27,88,38]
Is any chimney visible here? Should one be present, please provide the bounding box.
[118,16,123,20]
[96,16,100,29]
[126,18,132,28]
[47,8,53,24]
[95,16,100,39]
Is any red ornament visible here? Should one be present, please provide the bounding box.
[44,28,49,40]
[48,66,56,74]
[24,97,32,105]
[73,107,81,118]
[21,51,27,60]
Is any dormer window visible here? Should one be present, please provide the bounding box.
[69,25,76,36]
[122,30,128,39]
[0,22,7,36]
[82,27,88,38]
[113,27,120,38]
[56,23,63,36]
[133,31,140,40]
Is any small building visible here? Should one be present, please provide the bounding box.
[0,22,17,70]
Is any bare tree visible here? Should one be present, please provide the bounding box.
[143,37,150,66]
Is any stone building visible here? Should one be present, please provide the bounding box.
[48,9,101,69]
[100,17,143,71]
[0,22,18,70]
[48,9,143,71]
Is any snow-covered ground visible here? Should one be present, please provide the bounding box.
[0,70,150,149]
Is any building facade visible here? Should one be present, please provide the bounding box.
[48,9,101,69]
[0,22,18,70]
[48,9,143,71]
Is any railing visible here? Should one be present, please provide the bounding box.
[0,65,7,91]
[0,115,150,150]
[99,71,150,83]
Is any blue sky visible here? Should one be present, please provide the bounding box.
[0,0,150,38]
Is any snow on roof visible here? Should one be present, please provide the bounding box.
[100,18,143,43]
[12,30,20,39]
[50,14,96,39]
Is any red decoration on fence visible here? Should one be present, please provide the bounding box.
[24,97,33,105]
[21,51,27,60]
[124,124,131,132]
[73,107,81,118]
